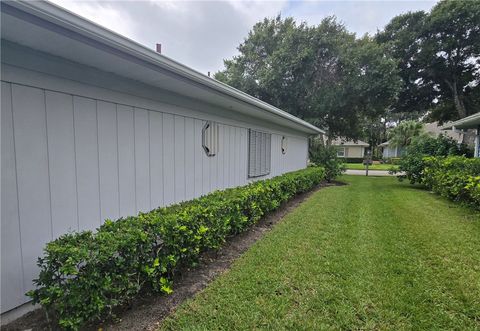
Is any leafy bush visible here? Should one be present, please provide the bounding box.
[308,138,345,181]
[394,134,473,183]
[422,156,480,209]
[27,167,326,329]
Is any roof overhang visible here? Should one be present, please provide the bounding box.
[441,112,480,130]
[0,0,324,135]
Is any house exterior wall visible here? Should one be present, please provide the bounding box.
[1,65,309,313]
[336,146,365,159]
[382,146,405,158]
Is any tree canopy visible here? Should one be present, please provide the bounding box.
[215,0,479,141]
[377,0,480,122]
[387,120,425,148]
[215,16,400,140]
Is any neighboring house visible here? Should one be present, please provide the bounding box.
[0,1,323,320]
[331,138,369,160]
[380,121,466,159]
[442,112,480,158]
[379,141,405,158]
[424,121,464,143]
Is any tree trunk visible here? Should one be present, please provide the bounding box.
[445,79,467,118]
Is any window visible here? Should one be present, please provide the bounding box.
[336,147,345,157]
[248,129,271,177]
[202,121,219,156]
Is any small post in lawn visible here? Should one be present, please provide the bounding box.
[364,150,372,176]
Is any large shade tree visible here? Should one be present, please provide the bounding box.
[377,0,480,122]
[215,16,400,140]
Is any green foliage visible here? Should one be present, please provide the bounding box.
[422,156,480,209]
[387,120,424,148]
[27,168,326,330]
[216,15,400,140]
[377,0,480,121]
[308,138,345,181]
[376,11,430,118]
[395,134,472,183]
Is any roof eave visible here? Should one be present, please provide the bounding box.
[4,0,324,135]
[441,113,480,130]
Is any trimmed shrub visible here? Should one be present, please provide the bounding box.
[422,156,480,210]
[27,167,326,329]
[394,134,473,184]
[342,157,366,164]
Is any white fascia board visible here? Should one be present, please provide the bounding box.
[4,0,324,135]
[441,112,480,130]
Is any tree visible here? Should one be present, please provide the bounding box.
[422,0,480,120]
[376,11,433,118]
[216,16,400,140]
[377,0,480,122]
[387,120,424,148]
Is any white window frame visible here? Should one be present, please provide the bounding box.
[336,147,346,158]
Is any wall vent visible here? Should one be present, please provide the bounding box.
[202,121,219,156]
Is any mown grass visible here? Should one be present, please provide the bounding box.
[160,176,480,331]
[344,163,398,171]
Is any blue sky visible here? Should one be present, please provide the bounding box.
[50,0,437,74]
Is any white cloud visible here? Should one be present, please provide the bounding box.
[47,0,437,74]
[49,0,137,39]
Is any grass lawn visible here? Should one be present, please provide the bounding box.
[161,176,480,330]
[344,163,398,171]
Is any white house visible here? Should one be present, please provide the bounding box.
[331,138,369,161]
[441,113,480,158]
[380,121,475,159]
[0,1,323,320]
[379,141,405,158]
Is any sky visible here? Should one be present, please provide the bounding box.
[50,0,438,75]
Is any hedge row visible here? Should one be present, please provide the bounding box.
[422,156,480,210]
[28,167,326,329]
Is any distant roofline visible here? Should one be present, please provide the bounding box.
[441,112,480,130]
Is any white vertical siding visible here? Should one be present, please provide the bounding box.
[184,117,195,200]
[74,96,101,230]
[134,108,151,212]
[174,115,186,202]
[117,105,136,217]
[45,91,78,237]
[11,84,52,294]
[97,101,120,221]
[162,113,175,205]
[149,111,164,208]
[1,82,24,312]
[1,80,309,313]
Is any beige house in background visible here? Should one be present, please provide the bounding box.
[331,138,369,160]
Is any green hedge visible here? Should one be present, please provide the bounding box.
[341,157,365,163]
[422,156,480,210]
[27,167,326,329]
